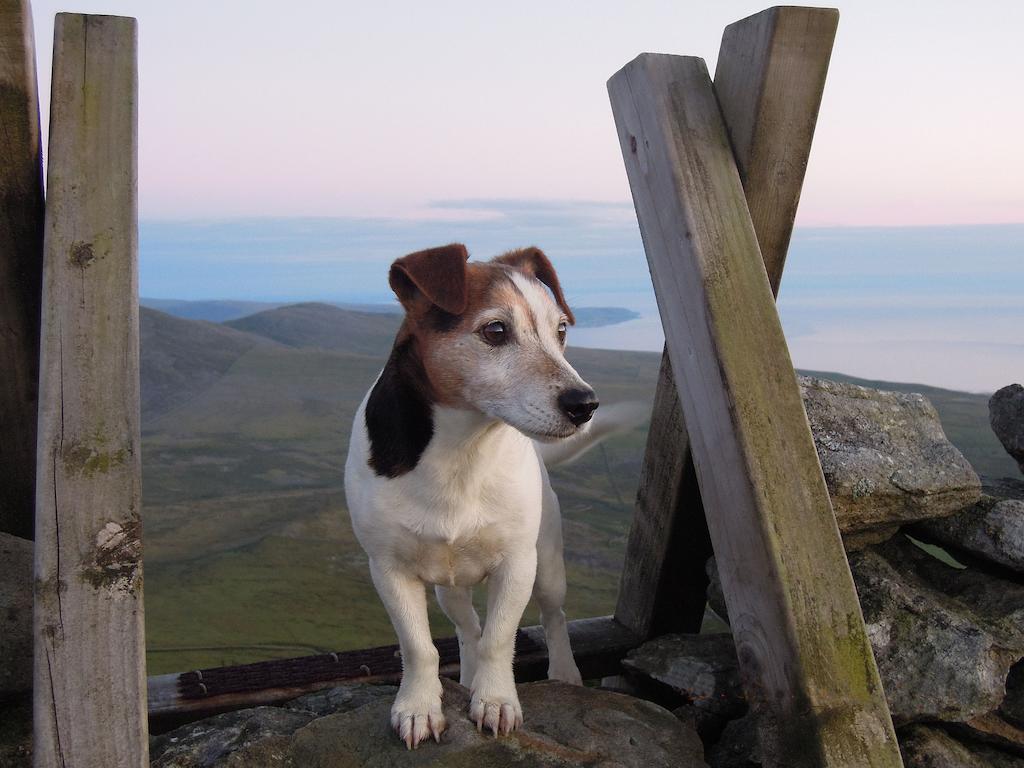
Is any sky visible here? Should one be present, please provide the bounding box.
[28,0,1024,224]
[24,0,1024,392]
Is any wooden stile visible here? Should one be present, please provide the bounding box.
[615,6,839,639]
[33,13,146,768]
[609,52,902,767]
[0,0,45,540]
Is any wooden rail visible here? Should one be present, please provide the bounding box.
[609,51,903,767]
[148,616,639,729]
[616,5,840,640]
[0,0,44,540]
[33,13,146,768]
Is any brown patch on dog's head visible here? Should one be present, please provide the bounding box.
[389,243,469,317]
[491,246,575,325]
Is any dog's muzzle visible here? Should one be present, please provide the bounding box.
[557,388,599,426]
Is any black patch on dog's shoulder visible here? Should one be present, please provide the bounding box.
[365,340,434,478]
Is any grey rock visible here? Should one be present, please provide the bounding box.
[851,537,1024,725]
[841,525,903,552]
[150,706,316,767]
[985,475,1024,501]
[705,713,761,768]
[149,678,707,767]
[800,376,981,535]
[899,724,1024,767]
[0,533,33,697]
[150,685,398,767]
[1003,660,1024,728]
[991,384,1024,474]
[705,537,1024,726]
[622,633,745,741]
[946,713,1024,758]
[869,537,1024,649]
[281,682,396,718]
[915,496,1024,573]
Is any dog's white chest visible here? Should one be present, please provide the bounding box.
[345,400,543,587]
[395,526,505,587]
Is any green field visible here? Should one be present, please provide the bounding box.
[139,304,1014,675]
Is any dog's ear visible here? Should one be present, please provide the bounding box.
[492,247,575,324]
[389,243,469,316]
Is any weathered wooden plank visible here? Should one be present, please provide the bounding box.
[33,14,145,768]
[716,6,839,294]
[609,54,901,766]
[0,0,45,540]
[147,616,640,729]
[615,6,839,640]
[615,355,710,636]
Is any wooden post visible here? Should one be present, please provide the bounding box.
[33,14,146,768]
[609,54,902,766]
[615,6,839,639]
[0,0,45,540]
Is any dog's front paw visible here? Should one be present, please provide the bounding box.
[391,684,446,749]
[469,677,522,736]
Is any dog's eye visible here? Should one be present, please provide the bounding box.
[480,320,507,346]
[557,321,567,344]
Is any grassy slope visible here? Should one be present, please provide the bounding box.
[141,307,1012,674]
[225,303,402,356]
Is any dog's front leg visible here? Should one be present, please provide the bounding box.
[471,547,537,735]
[369,560,445,749]
[435,586,481,686]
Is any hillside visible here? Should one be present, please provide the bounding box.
[138,304,1013,674]
[225,302,403,356]
[140,308,282,420]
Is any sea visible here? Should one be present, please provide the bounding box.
[140,210,1023,394]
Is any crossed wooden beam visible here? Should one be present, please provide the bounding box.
[609,7,903,766]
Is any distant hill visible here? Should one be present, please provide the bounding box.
[225,302,404,357]
[141,297,640,329]
[141,298,282,322]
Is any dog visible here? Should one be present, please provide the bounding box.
[345,243,633,748]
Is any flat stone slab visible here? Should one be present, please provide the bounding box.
[150,679,707,767]
[706,537,1023,727]
[852,537,1024,726]
[621,633,745,740]
[800,376,981,535]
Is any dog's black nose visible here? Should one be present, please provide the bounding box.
[558,388,599,426]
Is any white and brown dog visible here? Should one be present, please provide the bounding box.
[345,243,632,748]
